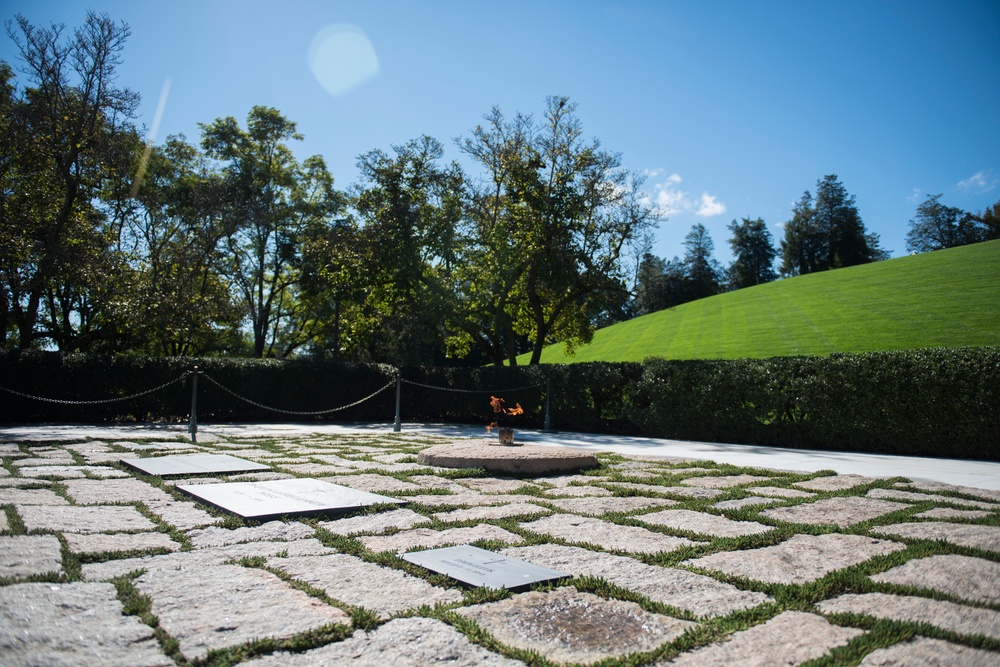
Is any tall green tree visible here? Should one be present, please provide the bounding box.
[200,106,343,358]
[905,194,984,253]
[727,217,777,288]
[0,12,141,351]
[682,223,723,301]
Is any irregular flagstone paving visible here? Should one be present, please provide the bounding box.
[2,430,999,666]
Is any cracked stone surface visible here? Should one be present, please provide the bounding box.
[545,496,678,515]
[317,508,431,535]
[134,564,350,661]
[794,474,879,491]
[502,544,772,617]
[685,533,906,584]
[637,509,773,538]
[243,617,527,666]
[357,524,525,553]
[857,637,998,667]
[657,611,861,667]
[64,532,180,555]
[268,553,463,617]
[433,502,549,522]
[521,513,702,554]
[458,586,695,665]
[0,582,172,667]
[186,520,315,547]
[871,521,1000,553]
[761,496,911,527]
[870,554,1000,604]
[63,478,173,504]
[18,504,157,534]
[680,474,771,488]
[0,535,63,579]
[817,592,1000,641]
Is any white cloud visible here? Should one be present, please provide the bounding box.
[644,172,726,219]
[957,170,998,194]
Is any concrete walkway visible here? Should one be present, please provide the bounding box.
[3,421,999,490]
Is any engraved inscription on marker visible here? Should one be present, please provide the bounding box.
[402,544,569,589]
[121,453,271,477]
[177,478,406,520]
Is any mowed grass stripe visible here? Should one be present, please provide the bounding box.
[526,239,1000,363]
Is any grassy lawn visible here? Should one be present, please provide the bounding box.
[526,239,1000,363]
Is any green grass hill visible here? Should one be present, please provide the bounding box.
[524,239,1000,363]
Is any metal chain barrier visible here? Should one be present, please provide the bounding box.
[200,372,396,416]
[0,372,192,405]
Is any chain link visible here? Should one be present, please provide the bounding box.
[200,373,396,415]
[0,372,191,406]
[400,378,545,394]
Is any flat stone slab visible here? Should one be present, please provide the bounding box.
[750,486,816,498]
[818,592,1000,641]
[857,637,999,667]
[18,504,157,534]
[146,499,219,530]
[914,507,992,519]
[896,480,1000,503]
[270,553,463,617]
[0,582,171,667]
[658,610,862,667]
[121,453,270,477]
[63,478,173,505]
[0,487,68,505]
[869,487,1000,510]
[794,474,878,491]
[177,478,406,521]
[680,474,771,488]
[318,473,424,493]
[0,535,63,579]
[417,443,598,474]
[134,564,350,661]
[520,513,703,555]
[403,545,569,589]
[502,544,772,617]
[761,496,911,527]
[543,485,614,497]
[457,586,695,665]
[712,497,784,510]
[405,493,540,508]
[186,520,316,547]
[433,502,550,523]
[871,521,1000,553]
[685,533,906,584]
[603,483,726,499]
[637,509,774,538]
[458,477,543,493]
[64,532,180,555]
[357,524,525,553]
[317,508,431,536]
[870,554,1000,604]
[535,474,611,487]
[546,496,678,516]
[242,616,527,667]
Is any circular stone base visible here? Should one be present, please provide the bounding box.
[417,442,598,474]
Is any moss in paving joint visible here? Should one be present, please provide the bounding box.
[111,575,184,664]
[2,504,27,535]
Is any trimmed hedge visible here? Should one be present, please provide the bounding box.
[1,348,997,460]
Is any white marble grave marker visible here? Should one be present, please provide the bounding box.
[403,544,569,589]
[122,453,270,477]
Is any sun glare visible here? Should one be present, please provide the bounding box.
[308,23,379,96]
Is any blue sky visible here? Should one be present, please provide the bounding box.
[3,0,999,263]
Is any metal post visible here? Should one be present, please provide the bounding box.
[393,374,402,432]
[544,378,553,432]
[188,366,199,443]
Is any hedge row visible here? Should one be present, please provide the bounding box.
[1,348,997,460]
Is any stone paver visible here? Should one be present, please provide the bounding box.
[521,513,703,554]
[63,478,173,504]
[535,474,610,487]
[0,582,172,667]
[868,487,1000,510]
[134,564,350,661]
[603,482,727,499]
[0,487,69,505]
[543,485,613,497]
[358,524,525,553]
[146,499,219,530]
[458,477,542,493]
[680,474,771,488]
[406,493,539,507]
[186,520,315,547]
[794,474,879,491]
[458,586,695,665]
[870,554,1000,604]
[637,509,773,538]
[857,637,998,667]
[269,553,463,617]
[818,592,1000,640]
[656,611,861,667]
[502,544,772,617]
[761,496,911,527]
[685,533,906,584]
[318,474,423,493]
[433,502,549,522]
[0,535,63,579]
[750,486,815,498]
[546,495,678,515]
[897,480,1000,503]
[18,504,157,534]
[914,507,993,519]
[243,617,527,666]
[317,508,431,535]
[871,521,1000,553]
[712,497,784,510]
[64,532,180,555]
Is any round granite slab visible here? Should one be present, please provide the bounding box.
[418,442,598,474]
